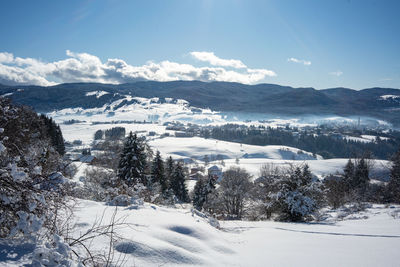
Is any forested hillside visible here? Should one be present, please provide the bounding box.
[1,81,400,125]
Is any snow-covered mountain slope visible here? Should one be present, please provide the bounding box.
[379,94,400,101]
[49,93,391,131]
[49,95,227,125]
[3,81,400,126]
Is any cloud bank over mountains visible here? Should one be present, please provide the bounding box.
[0,50,276,86]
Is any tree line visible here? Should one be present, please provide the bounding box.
[87,132,190,204]
[192,151,400,221]
[90,127,400,222]
[202,124,400,159]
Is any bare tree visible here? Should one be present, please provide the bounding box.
[217,167,253,219]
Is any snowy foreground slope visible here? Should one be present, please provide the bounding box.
[4,199,397,267]
[62,200,400,266]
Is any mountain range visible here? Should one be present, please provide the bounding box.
[1,81,400,126]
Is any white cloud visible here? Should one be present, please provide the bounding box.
[190,51,247,69]
[287,57,311,66]
[329,70,343,77]
[0,52,14,63]
[0,50,276,86]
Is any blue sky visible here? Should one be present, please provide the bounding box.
[0,0,399,89]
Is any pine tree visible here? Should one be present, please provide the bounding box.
[40,114,65,155]
[165,156,174,184]
[55,125,65,155]
[194,174,216,211]
[269,164,322,222]
[151,151,167,193]
[193,178,206,210]
[117,132,147,186]
[388,148,400,203]
[170,161,189,202]
[353,157,369,192]
[94,130,103,140]
[301,164,312,186]
[205,173,216,196]
[343,159,355,189]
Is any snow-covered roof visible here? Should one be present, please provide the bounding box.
[79,155,96,163]
[208,165,221,171]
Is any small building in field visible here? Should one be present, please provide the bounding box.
[79,154,96,164]
[208,165,222,182]
[175,131,194,137]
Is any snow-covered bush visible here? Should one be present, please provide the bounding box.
[107,194,144,207]
[0,98,67,237]
[32,234,77,267]
[256,164,323,222]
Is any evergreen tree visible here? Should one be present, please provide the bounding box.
[353,157,369,192]
[151,151,167,193]
[205,173,216,197]
[343,159,355,189]
[94,130,103,140]
[165,156,174,185]
[117,132,147,186]
[194,174,216,211]
[170,161,189,202]
[388,148,400,203]
[40,114,65,155]
[268,164,322,222]
[193,178,206,210]
[301,164,313,186]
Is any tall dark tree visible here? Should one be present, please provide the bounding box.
[40,114,65,155]
[151,151,167,193]
[388,148,400,203]
[301,164,313,186]
[193,178,206,210]
[353,157,369,192]
[343,159,355,189]
[193,174,217,211]
[94,130,103,140]
[170,161,189,202]
[117,132,147,186]
[165,156,174,185]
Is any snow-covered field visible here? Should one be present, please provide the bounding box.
[78,200,400,267]
[149,137,321,161]
[53,98,391,181]
[344,134,390,143]
[7,199,398,267]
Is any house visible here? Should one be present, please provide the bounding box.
[79,154,96,164]
[188,167,203,180]
[208,165,223,182]
[175,131,194,137]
